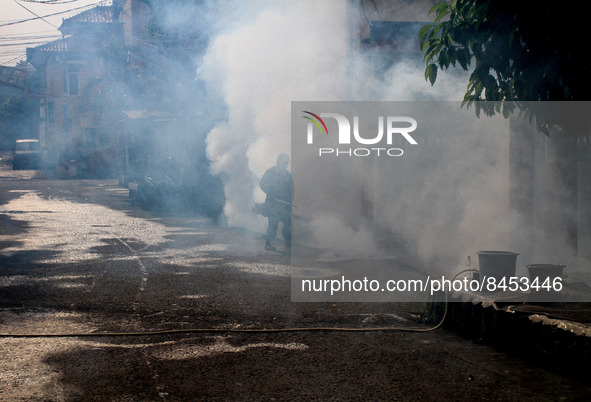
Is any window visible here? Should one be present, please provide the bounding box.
[84,128,97,148]
[69,73,79,96]
[67,63,82,96]
[48,101,55,123]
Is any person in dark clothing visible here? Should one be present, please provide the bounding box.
[260,153,293,251]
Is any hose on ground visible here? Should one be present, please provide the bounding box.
[0,269,478,338]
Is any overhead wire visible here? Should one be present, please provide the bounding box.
[0,54,26,65]
[0,38,60,46]
[12,0,60,28]
[21,0,84,4]
[0,1,108,65]
[0,1,106,28]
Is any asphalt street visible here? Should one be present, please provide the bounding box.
[0,163,590,400]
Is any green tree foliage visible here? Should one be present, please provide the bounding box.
[0,63,41,150]
[0,96,40,149]
[419,0,591,136]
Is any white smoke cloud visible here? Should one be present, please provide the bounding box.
[199,0,518,271]
[200,0,349,229]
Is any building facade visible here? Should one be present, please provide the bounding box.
[26,0,151,177]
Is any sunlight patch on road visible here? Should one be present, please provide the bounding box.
[0,309,99,400]
[195,244,229,252]
[0,275,92,287]
[0,192,170,264]
[178,294,207,299]
[152,336,308,360]
[229,262,291,277]
[160,257,226,268]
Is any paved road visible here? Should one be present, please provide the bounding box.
[0,168,590,401]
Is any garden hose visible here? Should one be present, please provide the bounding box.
[0,269,478,338]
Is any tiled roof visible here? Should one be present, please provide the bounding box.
[27,5,118,64]
[30,6,116,53]
[29,35,95,54]
[33,37,70,53]
[62,6,114,25]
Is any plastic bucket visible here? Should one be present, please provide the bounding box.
[477,251,519,281]
[527,264,566,281]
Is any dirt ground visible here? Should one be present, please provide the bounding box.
[0,159,590,400]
